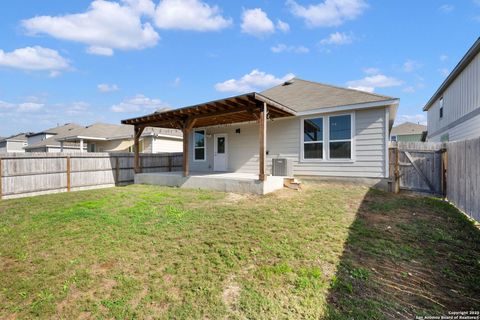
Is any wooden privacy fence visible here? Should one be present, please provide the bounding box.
[0,152,182,199]
[389,142,445,195]
[389,138,480,222]
[447,139,480,222]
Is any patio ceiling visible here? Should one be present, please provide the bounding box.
[121,92,296,129]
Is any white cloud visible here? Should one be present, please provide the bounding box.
[439,4,454,13]
[122,0,156,16]
[0,46,70,74]
[155,0,232,31]
[402,86,416,93]
[440,54,448,62]
[347,70,404,93]
[241,8,275,37]
[287,0,368,27]
[215,69,295,93]
[22,0,160,56]
[363,67,379,75]
[403,59,421,72]
[319,31,353,45]
[276,20,290,33]
[98,83,119,93]
[396,114,427,126]
[172,77,181,87]
[111,94,170,113]
[0,100,15,109]
[66,101,90,115]
[18,102,44,112]
[271,44,309,54]
[438,68,450,77]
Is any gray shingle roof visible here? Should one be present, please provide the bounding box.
[391,122,427,136]
[0,133,28,142]
[59,123,182,141]
[260,78,396,112]
[24,123,83,149]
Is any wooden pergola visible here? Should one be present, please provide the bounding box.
[121,92,295,181]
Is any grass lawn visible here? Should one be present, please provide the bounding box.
[0,182,479,319]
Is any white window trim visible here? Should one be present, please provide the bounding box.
[300,115,325,162]
[300,112,356,163]
[193,129,207,162]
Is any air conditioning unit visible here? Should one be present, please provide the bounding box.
[272,158,293,177]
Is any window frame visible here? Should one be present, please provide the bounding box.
[300,112,355,163]
[439,97,444,119]
[193,129,207,162]
[301,116,325,162]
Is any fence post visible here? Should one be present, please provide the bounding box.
[168,155,172,172]
[66,156,71,192]
[115,157,120,185]
[0,158,3,199]
[441,148,448,198]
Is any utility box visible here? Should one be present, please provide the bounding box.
[272,158,293,177]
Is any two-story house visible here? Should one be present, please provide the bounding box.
[424,38,480,142]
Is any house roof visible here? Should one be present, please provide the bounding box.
[24,123,84,150]
[122,78,398,129]
[57,123,182,142]
[390,122,427,136]
[424,37,480,111]
[0,133,28,142]
[261,78,396,112]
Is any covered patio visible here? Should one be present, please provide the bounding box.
[122,92,296,185]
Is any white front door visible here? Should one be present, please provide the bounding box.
[213,134,228,171]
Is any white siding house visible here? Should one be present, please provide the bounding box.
[124,78,398,182]
[424,38,480,142]
[0,134,28,153]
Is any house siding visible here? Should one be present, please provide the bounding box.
[151,137,183,153]
[427,51,480,141]
[189,106,387,178]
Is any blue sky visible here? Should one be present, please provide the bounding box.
[0,0,479,136]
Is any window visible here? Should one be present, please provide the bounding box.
[329,115,352,159]
[194,130,206,161]
[391,135,397,142]
[87,143,96,152]
[303,117,323,159]
[439,97,444,119]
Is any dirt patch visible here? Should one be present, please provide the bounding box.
[222,274,241,313]
[223,193,250,203]
[131,287,149,309]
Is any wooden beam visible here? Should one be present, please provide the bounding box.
[134,125,145,174]
[259,102,267,181]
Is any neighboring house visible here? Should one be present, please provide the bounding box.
[424,38,480,142]
[123,78,399,181]
[57,123,183,153]
[390,122,427,142]
[0,133,28,153]
[24,123,85,153]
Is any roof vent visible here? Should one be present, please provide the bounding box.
[283,79,295,86]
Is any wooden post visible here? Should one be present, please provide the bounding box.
[394,147,400,193]
[66,156,71,192]
[0,158,3,200]
[182,128,190,177]
[115,157,120,185]
[134,126,145,174]
[441,148,448,198]
[259,102,267,181]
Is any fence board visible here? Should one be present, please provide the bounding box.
[0,152,182,199]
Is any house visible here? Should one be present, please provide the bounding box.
[0,133,28,153]
[56,123,182,153]
[122,78,398,192]
[424,38,480,142]
[390,122,427,142]
[24,123,85,152]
